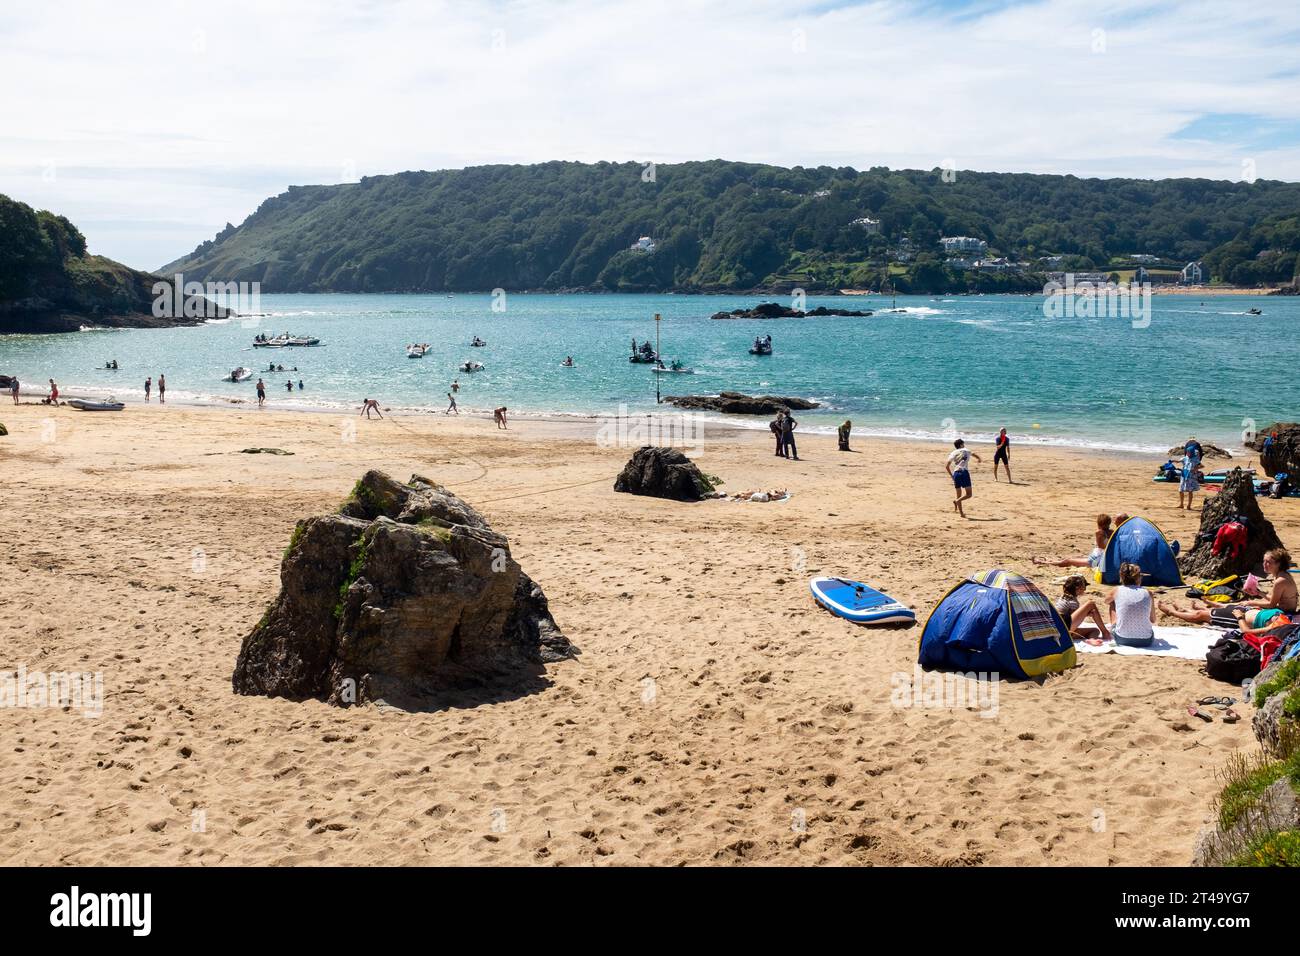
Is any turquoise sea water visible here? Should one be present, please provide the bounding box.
[2,291,1296,453]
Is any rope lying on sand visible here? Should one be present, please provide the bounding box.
[384,414,612,504]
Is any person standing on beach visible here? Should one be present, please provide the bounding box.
[144,376,151,402]
[158,374,166,404]
[770,413,785,457]
[838,420,852,452]
[446,392,458,415]
[946,438,982,517]
[1177,449,1199,510]
[992,427,1011,482]
[9,376,19,404]
[47,379,59,405]
[494,406,508,429]
[256,378,266,407]
[781,409,799,461]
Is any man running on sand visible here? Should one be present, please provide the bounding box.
[946,438,982,518]
[446,392,459,415]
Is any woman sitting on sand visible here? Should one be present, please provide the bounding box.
[1055,575,1111,641]
[1033,513,1119,570]
[1106,562,1155,647]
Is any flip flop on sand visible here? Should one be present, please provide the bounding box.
[1222,709,1241,723]
[1197,696,1236,707]
[1187,705,1213,722]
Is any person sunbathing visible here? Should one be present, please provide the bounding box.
[1033,513,1113,570]
[1158,548,1296,626]
[1055,575,1111,641]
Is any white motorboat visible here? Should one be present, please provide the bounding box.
[407,344,429,358]
[227,367,253,382]
[459,361,484,373]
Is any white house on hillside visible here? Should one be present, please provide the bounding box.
[941,236,987,254]
[631,236,656,252]
[1181,261,1206,284]
[850,216,881,234]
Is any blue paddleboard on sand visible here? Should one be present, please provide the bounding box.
[809,576,915,625]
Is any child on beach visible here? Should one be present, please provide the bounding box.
[1033,513,1113,570]
[945,439,981,517]
[47,379,59,405]
[1056,575,1111,641]
[494,406,508,429]
[1177,450,1199,510]
[10,376,19,404]
[446,392,459,415]
[838,420,852,452]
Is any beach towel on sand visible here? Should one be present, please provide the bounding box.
[1073,625,1226,660]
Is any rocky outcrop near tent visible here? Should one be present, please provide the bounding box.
[663,391,820,415]
[1250,423,1300,478]
[710,303,873,319]
[1178,468,1284,580]
[231,470,574,709]
[613,446,716,501]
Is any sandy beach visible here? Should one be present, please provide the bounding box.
[1,400,1294,866]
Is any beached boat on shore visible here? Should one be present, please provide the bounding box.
[68,398,125,411]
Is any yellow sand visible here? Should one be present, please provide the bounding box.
[0,402,1290,866]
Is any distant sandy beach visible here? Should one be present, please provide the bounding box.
[1,400,1293,866]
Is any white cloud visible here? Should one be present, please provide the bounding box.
[1,0,1297,269]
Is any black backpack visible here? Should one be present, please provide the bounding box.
[1205,632,1261,684]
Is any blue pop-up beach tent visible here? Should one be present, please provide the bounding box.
[1098,516,1183,587]
[918,570,1076,678]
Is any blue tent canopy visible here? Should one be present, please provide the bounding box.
[1099,516,1183,587]
[918,570,1076,678]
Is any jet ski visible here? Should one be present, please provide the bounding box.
[459,361,485,373]
[226,367,253,382]
[470,337,487,347]
[407,344,429,358]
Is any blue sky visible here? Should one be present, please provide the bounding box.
[2,0,1298,270]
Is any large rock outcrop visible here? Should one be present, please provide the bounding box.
[1178,468,1284,580]
[232,471,573,708]
[1252,423,1300,478]
[613,446,715,501]
[710,303,873,319]
[663,391,820,415]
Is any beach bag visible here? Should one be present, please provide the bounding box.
[1243,627,1288,667]
[1185,575,1241,603]
[1205,633,1261,683]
